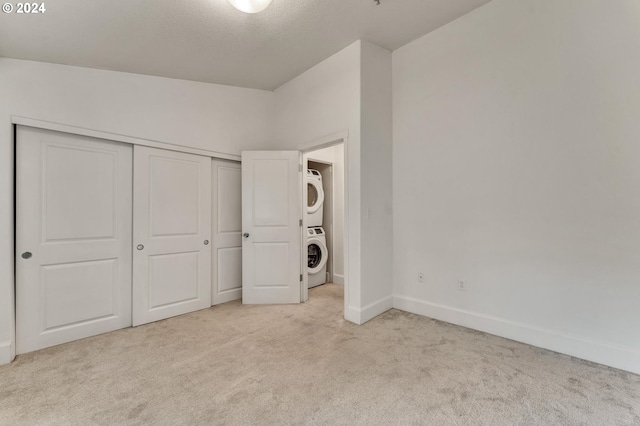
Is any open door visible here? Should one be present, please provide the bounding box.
[241,151,302,304]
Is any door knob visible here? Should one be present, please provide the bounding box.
[243,233,250,239]
[137,244,144,251]
[204,240,209,245]
[21,252,32,259]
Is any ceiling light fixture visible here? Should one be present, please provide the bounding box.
[227,0,273,13]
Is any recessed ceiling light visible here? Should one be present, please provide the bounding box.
[227,0,273,14]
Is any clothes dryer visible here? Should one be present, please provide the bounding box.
[307,169,324,227]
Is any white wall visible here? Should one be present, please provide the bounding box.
[392,0,640,373]
[273,41,361,151]
[305,144,345,283]
[360,42,393,313]
[274,40,394,324]
[273,41,365,321]
[0,58,274,363]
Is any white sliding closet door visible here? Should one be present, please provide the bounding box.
[133,146,212,326]
[211,159,242,305]
[16,126,133,354]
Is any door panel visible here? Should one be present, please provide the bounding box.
[42,259,118,329]
[254,243,290,286]
[16,126,132,354]
[133,146,211,326]
[253,159,290,226]
[217,166,242,232]
[43,145,118,241]
[211,159,242,305]
[150,157,200,236]
[149,252,199,308]
[217,247,242,292]
[241,151,301,304]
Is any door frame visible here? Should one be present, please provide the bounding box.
[299,132,349,315]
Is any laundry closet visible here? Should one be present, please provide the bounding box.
[304,143,345,293]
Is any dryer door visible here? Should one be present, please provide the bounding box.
[307,238,328,273]
[307,177,324,214]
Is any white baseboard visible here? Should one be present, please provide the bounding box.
[0,341,12,365]
[332,274,345,285]
[393,295,640,375]
[344,307,360,324]
[345,295,393,325]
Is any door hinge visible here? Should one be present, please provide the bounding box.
[299,164,303,172]
[300,274,303,282]
[299,219,303,227]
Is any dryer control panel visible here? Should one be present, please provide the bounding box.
[308,227,325,236]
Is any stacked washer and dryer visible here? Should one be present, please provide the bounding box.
[307,169,328,288]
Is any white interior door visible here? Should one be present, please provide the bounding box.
[16,126,132,354]
[211,159,242,305]
[241,151,302,304]
[133,146,211,326]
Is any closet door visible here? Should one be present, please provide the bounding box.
[211,159,242,305]
[133,146,212,326]
[16,126,132,354]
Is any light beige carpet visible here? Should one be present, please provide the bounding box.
[1,284,639,425]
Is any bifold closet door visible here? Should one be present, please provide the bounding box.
[133,146,212,326]
[16,126,133,354]
[211,159,242,305]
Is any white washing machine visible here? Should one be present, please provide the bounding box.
[307,169,324,227]
[307,227,328,288]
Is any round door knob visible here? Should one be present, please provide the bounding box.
[21,252,32,259]
[243,233,250,239]
[136,244,144,251]
[204,240,209,246]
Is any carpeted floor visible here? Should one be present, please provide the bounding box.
[1,283,639,425]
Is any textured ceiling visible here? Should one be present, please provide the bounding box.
[0,0,491,90]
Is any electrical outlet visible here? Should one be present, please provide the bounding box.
[418,272,425,283]
[458,280,467,291]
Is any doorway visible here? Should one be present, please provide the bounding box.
[302,142,345,301]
